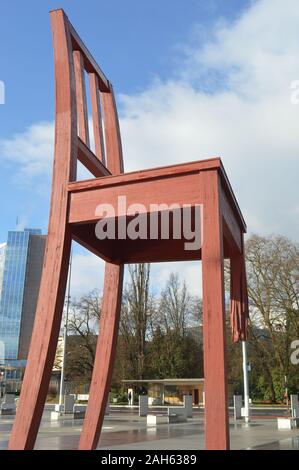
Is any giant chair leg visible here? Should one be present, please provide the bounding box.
[8,231,72,449]
[8,9,78,450]
[201,170,230,450]
[79,262,124,449]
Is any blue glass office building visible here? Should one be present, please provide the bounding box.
[0,243,6,299]
[0,229,46,364]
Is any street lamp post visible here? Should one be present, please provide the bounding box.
[0,371,4,399]
[58,251,72,414]
[242,341,250,423]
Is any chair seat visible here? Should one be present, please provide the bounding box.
[68,157,245,263]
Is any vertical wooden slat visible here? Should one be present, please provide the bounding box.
[201,170,230,450]
[8,9,77,449]
[101,84,124,174]
[73,49,90,146]
[79,263,124,449]
[89,73,106,165]
[79,82,124,450]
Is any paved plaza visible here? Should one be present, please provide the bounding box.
[1,407,299,450]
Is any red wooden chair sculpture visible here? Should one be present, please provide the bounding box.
[8,9,248,450]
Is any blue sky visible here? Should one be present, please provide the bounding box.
[0,0,298,297]
[0,0,249,240]
[0,0,247,132]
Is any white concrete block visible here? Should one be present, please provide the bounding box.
[277,417,292,429]
[50,411,60,421]
[147,414,157,425]
[54,404,64,413]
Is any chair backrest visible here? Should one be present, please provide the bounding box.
[50,9,124,181]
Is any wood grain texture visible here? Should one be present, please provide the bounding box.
[89,73,106,164]
[71,215,204,264]
[8,9,77,449]
[101,85,124,174]
[69,172,202,225]
[73,50,90,147]
[67,18,110,92]
[201,170,230,450]
[68,158,222,193]
[77,137,110,177]
[79,82,125,450]
[220,185,242,253]
[218,160,246,232]
[79,263,124,449]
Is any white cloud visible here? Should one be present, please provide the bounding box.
[119,0,299,240]
[0,121,54,179]
[70,251,105,300]
[70,255,201,300]
[2,0,299,240]
[0,118,94,185]
[1,0,299,298]
[151,261,202,296]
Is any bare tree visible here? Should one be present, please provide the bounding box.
[245,234,299,401]
[65,290,101,384]
[158,273,199,335]
[119,264,154,380]
[149,272,203,378]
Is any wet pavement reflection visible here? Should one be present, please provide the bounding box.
[1,409,299,450]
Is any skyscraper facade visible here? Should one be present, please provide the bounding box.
[0,229,46,364]
[0,243,6,299]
